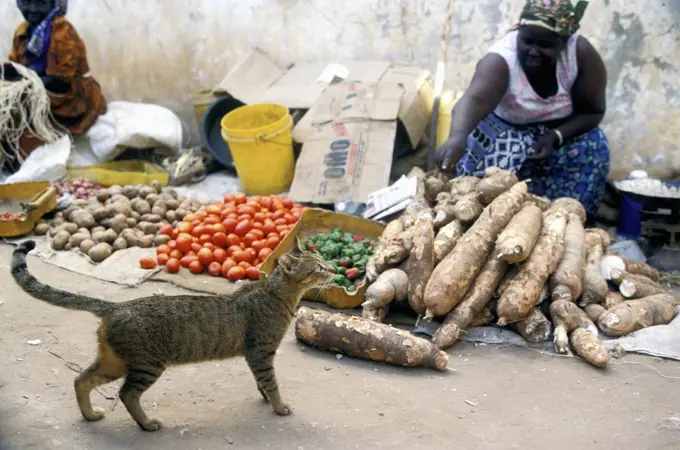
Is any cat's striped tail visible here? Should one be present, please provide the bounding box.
[11,241,114,317]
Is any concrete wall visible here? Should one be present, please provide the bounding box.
[2,0,679,179]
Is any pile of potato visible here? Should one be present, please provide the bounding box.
[34,181,201,262]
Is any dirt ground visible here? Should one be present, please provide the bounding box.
[1,243,679,450]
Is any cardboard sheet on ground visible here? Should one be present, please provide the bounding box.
[4,235,160,287]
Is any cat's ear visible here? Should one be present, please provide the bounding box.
[277,254,298,274]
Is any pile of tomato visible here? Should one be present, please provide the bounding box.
[147,193,305,281]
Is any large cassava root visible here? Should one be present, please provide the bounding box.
[476,168,519,205]
[570,328,609,368]
[549,213,586,302]
[433,256,508,349]
[453,193,484,224]
[496,211,567,325]
[551,197,587,225]
[549,299,602,363]
[610,268,668,299]
[406,214,435,314]
[597,294,678,337]
[511,308,552,343]
[295,307,449,371]
[495,203,543,263]
[366,229,412,281]
[362,268,409,319]
[433,192,457,228]
[423,182,527,319]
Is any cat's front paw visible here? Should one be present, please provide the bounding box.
[139,417,164,432]
[273,402,293,416]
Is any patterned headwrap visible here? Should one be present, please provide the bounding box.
[23,0,69,58]
[519,0,588,37]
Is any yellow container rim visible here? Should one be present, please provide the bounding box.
[220,103,290,136]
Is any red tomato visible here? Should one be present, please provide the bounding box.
[204,216,220,226]
[272,199,285,211]
[232,251,252,264]
[246,248,257,261]
[196,210,208,220]
[273,210,286,220]
[252,222,264,231]
[189,260,204,274]
[197,248,214,266]
[226,234,241,247]
[251,240,266,253]
[169,250,184,260]
[280,230,289,238]
[166,258,180,273]
[236,205,256,216]
[168,240,178,250]
[180,255,198,268]
[238,261,252,270]
[282,198,294,209]
[158,224,174,236]
[206,205,222,216]
[176,235,193,253]
[227,245,242,257]
[266,236,281,249]
[199,234,213,245]
[171,229,179,240]
[243,233,257,247]
[139,257,157,270]
[222,218,237,233]
[192,224,205,238]
[276,225,288,233]
[208,261,223,277]
[221,258,237,276]
[202,224,216,235]
[203,242,216,252]
[258,247,273,260]
[249,228,265,240]
[283,214,296,225]
[191,242,202,253]
[234,193,247,205]
[156,244,171,255]
[259,196,273,210]
[253,212,266,222]
[226,266,246,281]
[223,194,235,204]
[213,223,226,235]
[212,232,228,248]
[234,219,253,237]
[213,248,228,264]
[262,222,276,235]
[274,218,287,226]
[156,254,170,266]
[290,210,302,220]
[183,213,198,223]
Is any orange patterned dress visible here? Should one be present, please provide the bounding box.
[9,17,107,135]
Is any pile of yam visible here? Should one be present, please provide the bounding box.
[328,167,680,370]
[33,181,201,262]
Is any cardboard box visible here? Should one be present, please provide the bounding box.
[214,48,434,204]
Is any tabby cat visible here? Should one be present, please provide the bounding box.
[11,240,332,432]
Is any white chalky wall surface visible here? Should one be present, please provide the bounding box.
[1,0,679,178]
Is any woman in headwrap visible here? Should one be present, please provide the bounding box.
[436,0,608,220]
[6,0,106,137]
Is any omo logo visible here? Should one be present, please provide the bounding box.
[324,139,351,179]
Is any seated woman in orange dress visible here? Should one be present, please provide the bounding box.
[5,0,106,145]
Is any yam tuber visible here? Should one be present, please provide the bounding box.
[453,192,484,224]
[366,230,412,281]
[401,170,430,229]
[549,213,586,302]
[424,171,447,202]
[433,256,508,349]
[476,168,519,205]
[618,256,660,282]
[579,232,609,307]
[495,265,518,299]
[424,182,527,319]
[495,203,543,263]
[525,194,551,211]
[470,306,496,327]
[551,197,587,225]
[361,305,387,323]
[511,308,552,343]
[294,307,449,371]
[362,269,409,310]
[380,220,404,243]
[598,294,678,337]
[447,176,480,197]
[433,192,457,228]
[406,214,435,314]
[610,268,668,299]
[585,228,612,249]
[433,220,466,264]
[570,328,609,368]
[603,291,625,309]
[497,211,567,325]
[549,299,598,355]
[584,304,606,322]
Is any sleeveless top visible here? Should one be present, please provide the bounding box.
[489,30,579,125]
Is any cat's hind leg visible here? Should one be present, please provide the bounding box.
[74,341,125,422]
[119,365,165,431]
[245,346,292,416]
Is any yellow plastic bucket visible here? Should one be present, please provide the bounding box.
[220,103,295,195]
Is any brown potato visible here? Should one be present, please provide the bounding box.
[174,208,187,220]
[126,218,137,228]
[52,231,71,250]
[151,205,167,217]
[89,243,113,262]
[154,234,171,246]
[91,226,106,234]
[96,189,110,203]
[108,185,123,197]
[107,202,132,218]
[136,221,157,235]
[138,186,155,199]
[68,233,90,247]
[130,211,141,221]
[132,200,151,215]
[141,214,162,224]
[121,185,138,199]
[145,193,159,205]
[165,210,176,222]
[139,235,155,248]
[79,239,96,254]
[70,210,95,229]
[150,180,162,193]
[90,206,110,222]
[120,229,139,247]
[33,222,50,236]
[112,237,128,251]
[50,223,77,237]
[165,198,180,210]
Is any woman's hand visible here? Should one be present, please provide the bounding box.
[526,131,560,161]
[435,135,467,171]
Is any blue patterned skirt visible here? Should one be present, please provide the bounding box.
[456,114,610,217]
